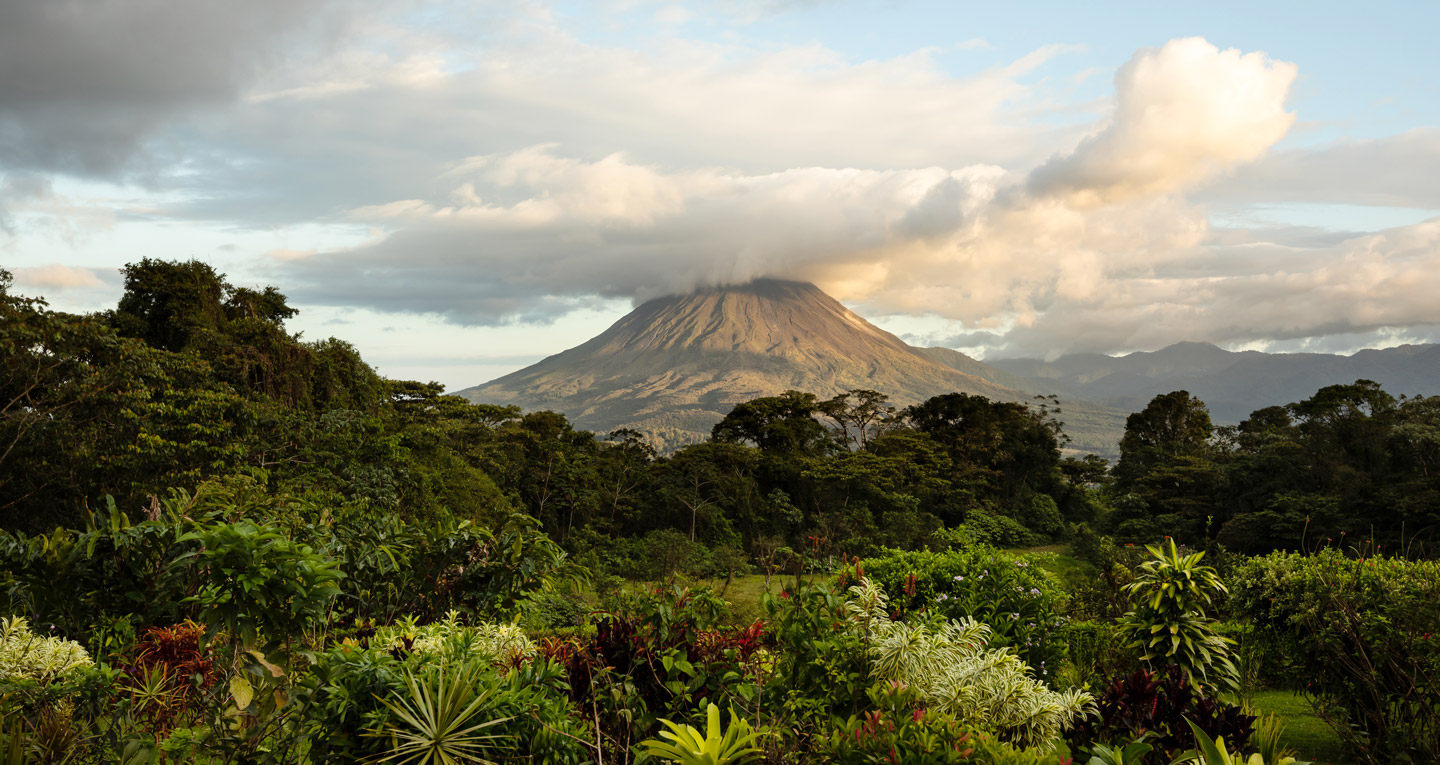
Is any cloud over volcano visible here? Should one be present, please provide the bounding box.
[268,35,1440,358]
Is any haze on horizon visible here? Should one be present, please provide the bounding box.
[3,0,1439,391]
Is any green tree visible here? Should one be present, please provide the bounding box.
[818,389,896,450]
[712,390,833,457]
[1114,391,1214,488]
[1111,391,1223,544]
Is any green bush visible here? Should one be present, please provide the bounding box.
[844,546,1066,672]
[184,519,343,652]
[827,681,1071,764]
[1052,620,1131,693]
[956,507,1041,549]
[1230,550,1440,763]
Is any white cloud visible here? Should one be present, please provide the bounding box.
[1027,37,1297,205]
[1200,128,1440,209]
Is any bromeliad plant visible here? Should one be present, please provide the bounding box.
[641,703,762,765]
[1118,539,1236,694]
[365,660,513,765]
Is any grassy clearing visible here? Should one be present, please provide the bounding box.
[709,572,776,624]
[1247,691,1351,765]
[1002,543,1095,586]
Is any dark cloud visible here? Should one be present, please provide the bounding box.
[0,0,344,177]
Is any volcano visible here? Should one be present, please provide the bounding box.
[457,279,1124,452]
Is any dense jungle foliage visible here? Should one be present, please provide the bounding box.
[1,260,1436,763]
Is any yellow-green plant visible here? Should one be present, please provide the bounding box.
[844,579,1094,749]
[0,616,92,683]
[641,703,762,765]
[1119,540,1237,693]
[373,614,536,667]
[1085,734,1153,764]
[1248,712,1301,765]
[1173,719,1310,765]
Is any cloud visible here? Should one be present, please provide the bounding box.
[159,17,1089,228]
[986,218,1440,356]
[0,0,345,177]
[6,5,1433,366]
[11,264,108,290]
[1200,128,1440,209]
[278,154,1008,322]
[1027,37,1297,205]
[276,36,1325,357]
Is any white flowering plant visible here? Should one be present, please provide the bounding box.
[0,616,93,684]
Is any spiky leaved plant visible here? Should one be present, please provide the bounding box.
[1118,539,1237,694]
[843,578,1094,750]
[365,660,512,765]
[1085,734,1154,765]
[642,703,762,765]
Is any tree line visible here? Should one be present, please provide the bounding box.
[3,259,1436,566]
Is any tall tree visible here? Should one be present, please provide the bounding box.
[1110,391,1222,544]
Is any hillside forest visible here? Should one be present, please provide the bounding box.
[1,259,1436,764]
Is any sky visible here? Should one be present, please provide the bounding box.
[3,0,1439,391]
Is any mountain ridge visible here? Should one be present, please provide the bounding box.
[989,341,1440,422]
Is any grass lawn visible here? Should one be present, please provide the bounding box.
[1247,691,1351,765]
[708,572,776,623]
[1002,543,1096,586]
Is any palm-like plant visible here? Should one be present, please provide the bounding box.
[641,703,762,765]
[1119,539,1237,693]
[366,663,512,765]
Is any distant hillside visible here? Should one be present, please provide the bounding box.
[457,280,1127,454]
[989,341,1440,422]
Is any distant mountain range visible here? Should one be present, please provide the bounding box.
[457,280,1126,453]
[986,341,1440,423]
[457,279,1440,454]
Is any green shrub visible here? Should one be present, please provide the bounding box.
[762,581,869,726]
[297,642,408,762]
[955,507,1041,549]
[516,590,590,631]
[184,519,343,652]
[1230,550,1440,763]
[1052,620,1131,693]
[826,681,1001,764]
[844,546,1066,672]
